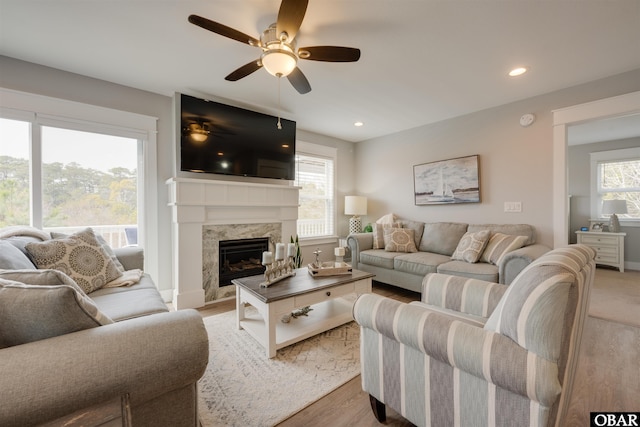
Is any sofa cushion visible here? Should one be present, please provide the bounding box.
[359,249,398,269]
[393,252,450,276]
[0,277,113,349]
[89,275,169,321]
[451,230,491,263]
[467,224,535,246]
[396,220,425,248]
[480,233,528,265]
[384,227,418,253]
[0,240,36,270]
[419,222,468,255]
[25,228,123,294]
[436,260,499,283]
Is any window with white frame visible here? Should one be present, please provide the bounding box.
[294,141,336,239]
[590,147,640,224]
[0,89,157,251]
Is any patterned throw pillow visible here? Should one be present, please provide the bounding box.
[383,227,418,253]
[25,228,123,294]
[451,230,491,263]
[480,233,528,265]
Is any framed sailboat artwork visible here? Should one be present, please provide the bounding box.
[413,155,480,205]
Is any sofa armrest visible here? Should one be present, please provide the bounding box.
[346,233,373,268]
[113,246,144,270]
[0,309,208,426]
[498,243,551,285]
[421,273,507,318]
[353,293,561,406]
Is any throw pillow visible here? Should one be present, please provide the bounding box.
[0,240,36,270]
[384,227,418,253]
[0,277,113,349]
[451,230,491,263]
[25,228,123,294]
[376,213,397,225]
[51,231,125,273]
[480,233,528,265]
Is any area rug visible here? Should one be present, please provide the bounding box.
[198,308,361,427]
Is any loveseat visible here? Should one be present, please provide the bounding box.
[0,227,209,426]
[354,244,596,427]
[347,219,550,293]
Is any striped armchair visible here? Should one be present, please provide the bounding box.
[353,244,595,427]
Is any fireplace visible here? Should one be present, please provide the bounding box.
[218,237,269,286]
[168,178,299,309]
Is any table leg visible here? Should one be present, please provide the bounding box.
[265,304,277,358]
[236,285,245,330]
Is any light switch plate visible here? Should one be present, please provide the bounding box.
[504,202,522,212]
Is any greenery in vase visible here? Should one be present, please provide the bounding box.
[290,235,303,268]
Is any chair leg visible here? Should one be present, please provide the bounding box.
[369,394,386,423]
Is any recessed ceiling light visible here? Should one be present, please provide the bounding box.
[508,67,528,77]
[354,121,364,127]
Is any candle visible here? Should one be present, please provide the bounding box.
[275,243,285,260]
[262,251,273,265]
[287,243,296,258]
[334,247,345,257]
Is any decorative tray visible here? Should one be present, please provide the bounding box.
[307,261,353,277]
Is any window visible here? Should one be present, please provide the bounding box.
[0,118,30,226]
[1,89,157,256]
[591,147,640,224]
[0,119,140,247]
[295,141,336,240]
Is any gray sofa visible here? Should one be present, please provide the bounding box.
[347,221,550,293]
[0,231,209,427]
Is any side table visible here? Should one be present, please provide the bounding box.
[575,231,626,272]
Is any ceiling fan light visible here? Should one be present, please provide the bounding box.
[189,123,210,142]
[261,49,297,77]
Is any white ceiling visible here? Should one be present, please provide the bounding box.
[1,0,639,142]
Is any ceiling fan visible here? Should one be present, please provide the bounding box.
[188,0,361,94]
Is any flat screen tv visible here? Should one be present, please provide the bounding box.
[180,94,296,180]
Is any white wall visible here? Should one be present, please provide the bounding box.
[354,69,640,248]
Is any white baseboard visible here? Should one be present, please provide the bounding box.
[624,261,640,272]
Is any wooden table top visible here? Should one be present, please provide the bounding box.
[232,267,374,304]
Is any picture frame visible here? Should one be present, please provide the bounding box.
[414,155,480,205]
[591,222,604,232]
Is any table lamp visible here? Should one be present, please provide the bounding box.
[602,199,627,232]
[345,196,367,234]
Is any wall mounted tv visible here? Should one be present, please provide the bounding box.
[180,93,296,180]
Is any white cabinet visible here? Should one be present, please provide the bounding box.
[575,231,626,272]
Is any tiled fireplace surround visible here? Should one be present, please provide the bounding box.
[168,178,299,309]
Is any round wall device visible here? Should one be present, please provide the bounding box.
[520,113,535,127]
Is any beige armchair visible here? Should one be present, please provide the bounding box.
[354,244,595,427]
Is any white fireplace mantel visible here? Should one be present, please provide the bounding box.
[167,177,300,309]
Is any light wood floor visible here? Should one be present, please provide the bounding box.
[196,269,640,427]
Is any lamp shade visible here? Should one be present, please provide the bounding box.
[602,199,628,215]
[345,196,367,216]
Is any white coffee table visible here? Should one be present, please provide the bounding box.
[233,267,374,358]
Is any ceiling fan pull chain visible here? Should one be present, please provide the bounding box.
[277,75,283,130]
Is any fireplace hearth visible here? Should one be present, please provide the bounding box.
[219,238,269,286]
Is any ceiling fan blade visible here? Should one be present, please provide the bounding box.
[225,60,263,81]
[276,0,308,42]
[298,46,361,62]
[188,15,260,46]
[287,67,311,94]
